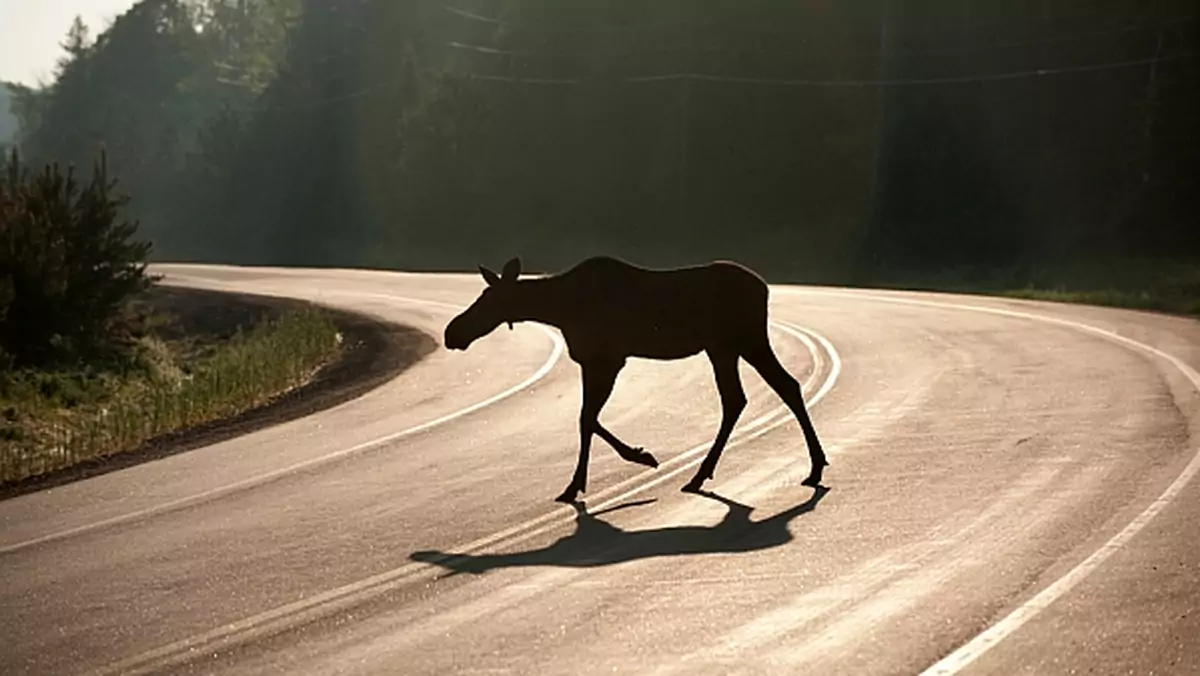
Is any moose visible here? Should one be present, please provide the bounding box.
[443,256,828,503]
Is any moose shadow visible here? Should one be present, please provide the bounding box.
[409,486,829,576]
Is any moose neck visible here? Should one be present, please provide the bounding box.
[509,277,571,329]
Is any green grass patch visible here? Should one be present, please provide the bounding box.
[0,301,341,484]
[994,287,1195,315]
[855,258,1200,318]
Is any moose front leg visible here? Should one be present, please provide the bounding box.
[556,358,625,503]
[595,425,659,469]
[683,350,747,493]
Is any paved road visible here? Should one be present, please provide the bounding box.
[2,265,1197,676]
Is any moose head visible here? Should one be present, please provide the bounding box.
[444,257,524,350]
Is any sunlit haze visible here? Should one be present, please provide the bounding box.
[0,1,137,86]
[0,1,1196,673]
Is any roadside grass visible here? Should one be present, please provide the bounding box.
[995,287,1200,316]
[0,297,341,484]
[857,258,1200,318]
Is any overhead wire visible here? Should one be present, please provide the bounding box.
[624,52,1197,87]
[440,2,1190,40]
[245,8,1197,111]
[440,13,1195,61]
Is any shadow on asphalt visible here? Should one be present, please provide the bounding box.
[409,486,830,576]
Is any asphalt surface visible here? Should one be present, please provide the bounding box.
[1,265,1197,676]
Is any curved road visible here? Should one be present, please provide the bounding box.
[2,265,1198,675]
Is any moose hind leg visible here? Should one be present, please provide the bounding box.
[683,350,747,493]
[557,358,624,503]
[744,339,829,487]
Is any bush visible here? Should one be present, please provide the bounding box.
[0,148,156,366]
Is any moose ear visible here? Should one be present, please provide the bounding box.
[501,257,522,282]
[479,265,501,287]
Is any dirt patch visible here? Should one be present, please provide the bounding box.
[0,286,437,501]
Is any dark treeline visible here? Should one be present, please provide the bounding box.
[0,86,16,148]
[5,0,1197,283]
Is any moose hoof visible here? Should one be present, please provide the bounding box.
[680,478,706,494]
[632,448,659,469]
[800,473,825,488]
[555,487,581,503]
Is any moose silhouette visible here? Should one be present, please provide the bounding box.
[444,256,828,503]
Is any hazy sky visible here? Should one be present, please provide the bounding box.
[1,1,138,86]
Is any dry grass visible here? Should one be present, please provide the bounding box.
[0,293,341,484]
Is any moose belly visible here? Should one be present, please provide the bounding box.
[624,323,712,360]
[562,320,709,362]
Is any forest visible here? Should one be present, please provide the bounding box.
[4,0,1197,289]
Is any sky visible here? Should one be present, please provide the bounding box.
[1,1,138,86]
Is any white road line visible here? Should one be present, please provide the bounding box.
[658,462,1071,674]
[780,287,1200,675]
[93,320,841,676]
[0,291,565,556]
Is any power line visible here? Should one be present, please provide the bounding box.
[268,66,580,112]
[441,5,511,27]
[445,21,1193,60]
[241,32,1197,114]
[440,2,1190,40]
[467,73,581,85]
[624,51,1196,87]
[440,15,1195,62]
[258,48,1197,113]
